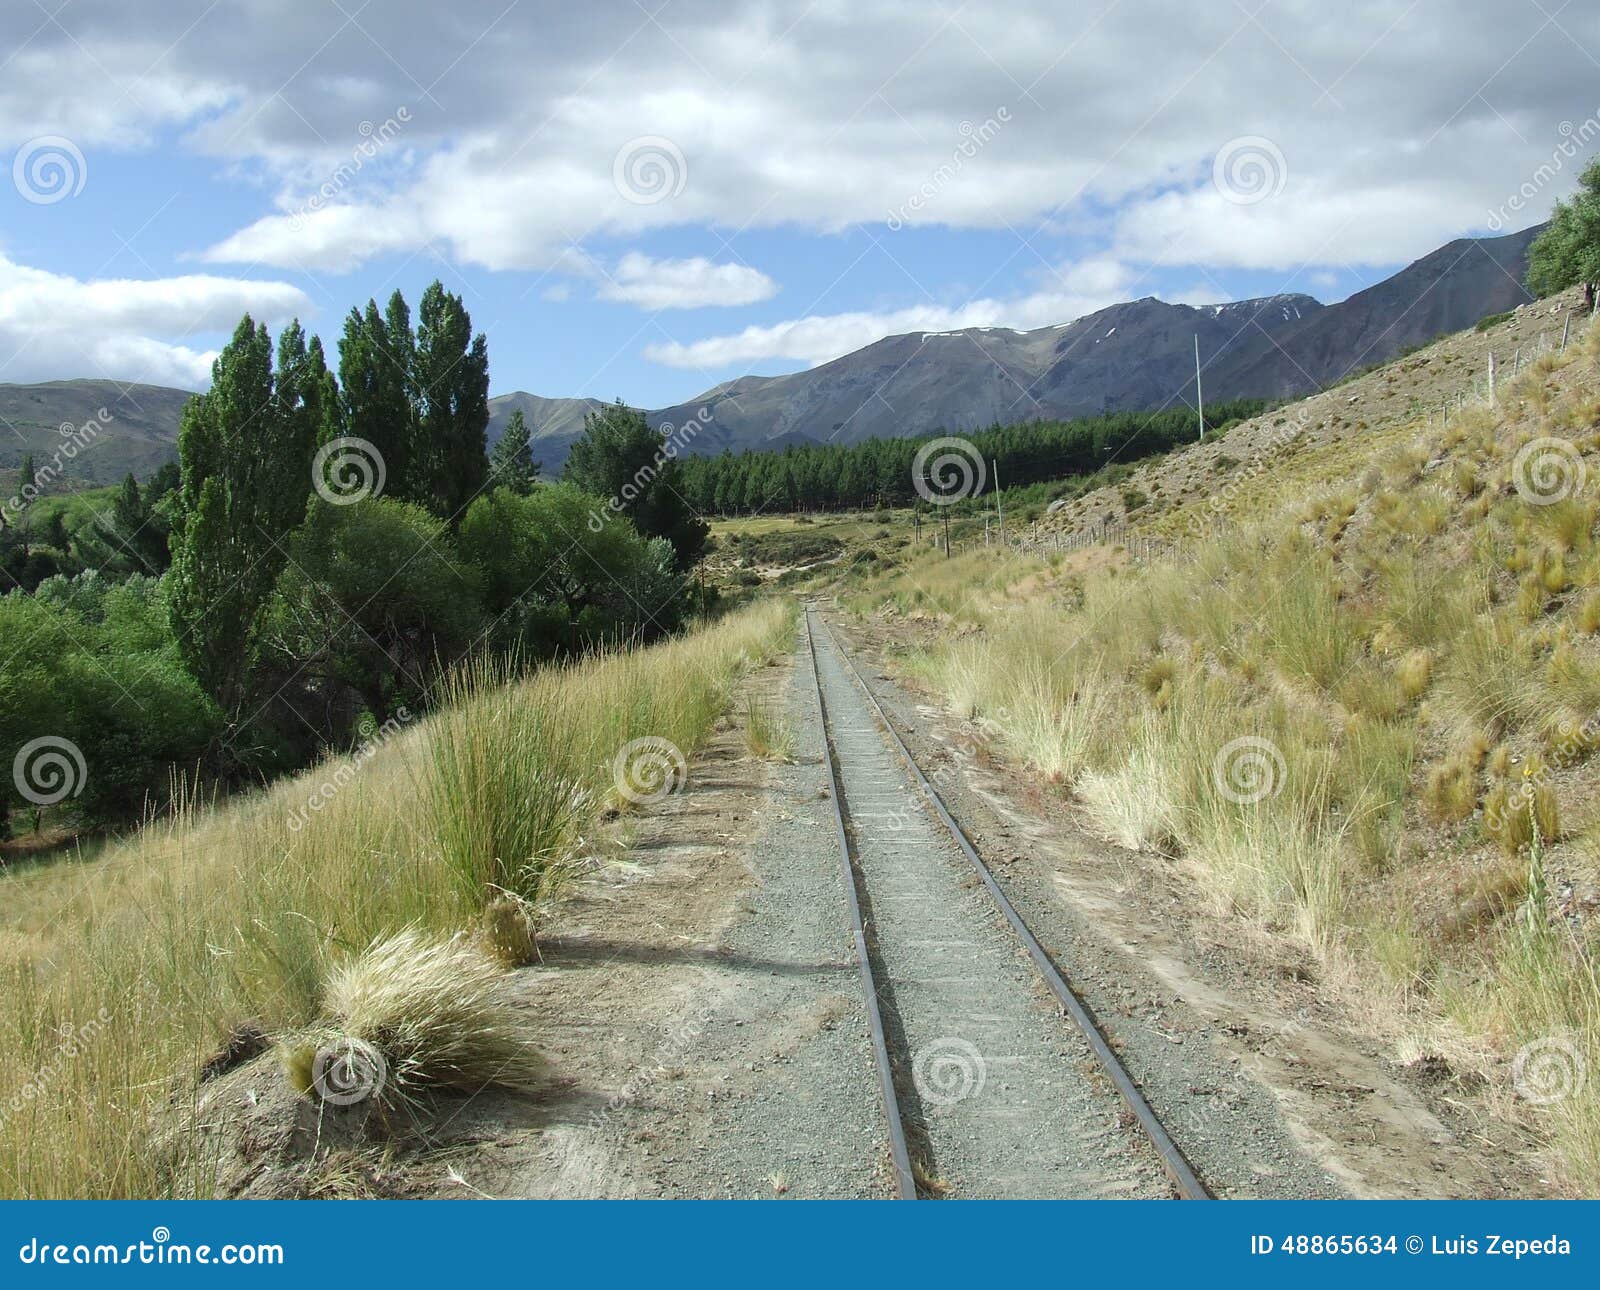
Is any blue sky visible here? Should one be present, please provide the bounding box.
[0,1,1592,409]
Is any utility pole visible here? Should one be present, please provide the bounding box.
[1195,333,1205,441]
[942,506,950,559]
[1488,351,1497,405]
[993,458,1005,545]
[1562,312,1572,353]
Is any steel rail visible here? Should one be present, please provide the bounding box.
[815,609,1214,1200]
[802,610,918,1200]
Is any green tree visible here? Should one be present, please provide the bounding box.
[167,315,327,711]
[42,509,69,554]
[265,497,482,724]
[339,294,417,501]
[489,409,538,494]
[1527,160,1600,299]
[97,471,170,573]
[0,588,220,828]
[460,483,687,654]
[562,401,708,568]
[414,282,490,522]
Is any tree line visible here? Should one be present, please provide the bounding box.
[674,401,1267,515]
[1,288,707,835]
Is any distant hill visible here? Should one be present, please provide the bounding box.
[4,224,1546,484]
[0,380,194,486]
[484,392,612,475]
[508,226,1541,469]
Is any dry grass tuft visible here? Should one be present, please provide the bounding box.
[744,696,796,762]
[478,892,541,967]
[313,929,543,1100]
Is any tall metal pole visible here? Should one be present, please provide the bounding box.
[993,458,1005,544]
[1194,334,1204,441]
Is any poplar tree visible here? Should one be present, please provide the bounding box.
[414,281,490,522]
[168,316,329,710]
[339,294,416,499]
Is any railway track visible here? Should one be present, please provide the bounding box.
[803,606,1212,1201]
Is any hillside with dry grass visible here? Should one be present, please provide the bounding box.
[845,287,1600,1191]
[0,603,792,1198]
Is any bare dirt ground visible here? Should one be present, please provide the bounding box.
[828,608,1554,1199]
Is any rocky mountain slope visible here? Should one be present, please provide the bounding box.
[3,226,1546,482]
[500,225,1541,468]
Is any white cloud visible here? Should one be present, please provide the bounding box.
[646,258,1138,367]
[198,204,427,273]
[594,253,777,309]
[0,255,310,388]
[92,0,1583,282]
[0,1,1593,384]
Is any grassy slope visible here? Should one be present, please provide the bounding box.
[847,288,1600,1191]
[0,600,793,1198]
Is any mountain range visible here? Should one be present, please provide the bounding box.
[1,225,1543,486]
